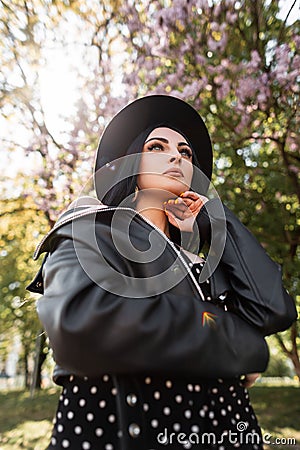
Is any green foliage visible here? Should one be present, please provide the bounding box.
[0,197,49,381]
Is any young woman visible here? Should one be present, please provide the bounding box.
[27,95,296,450]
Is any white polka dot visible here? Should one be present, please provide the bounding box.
[212,419,218,426]
[73,385,79,393]
[203,405,208,411]
[79,399,86,407]
[165,380,172,388]
[151,419,159,428]
[245,407,249,412]
[232,392,237,397]
[84,376,88,381]
[95,428,103,437]
[199,409,205,417]
[188,400,193,406]
[219,396,224,403]
[235,413,240,420]
[173,423,181,431]
[211,400,215,406]
[57,412,62,419]
[90,386,97,394]
[145,377,151,384]
[99,400,106,408]
[67,411,74,420]
[117,430,123,438]
[237,399,242,405]
[229,386,234,391]
[74,426,82,434]
[108,414,115,423]
[184,409,192,419]
[175,395,182,403]
[59,395,63,401]
[51,437,57,445]
[231,418,236,424]
[87,413,94,421]
[111,388,117,395]
[63,398,69,406]
[69,375,74,382]
[191,425,199,432]
[102,374,109,382]
[154,391,160,400]
[105,444,113,450]
[184,442,192,449]
[163,407,171,415]
[219,446,225,450]
[194,384,201,392]
[227,405,232,411]
[143,403,149,411]
[82,442,91,449]
[57,424,64,432]
[212,388,218,394]
[209,411,214,419]
[187,384,193,391]
[62,440,70,448]
[218,378,223,383]
[221,409,227,416]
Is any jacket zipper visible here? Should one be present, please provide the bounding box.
[34,206,205,301]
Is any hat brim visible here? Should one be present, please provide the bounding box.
[95,94,212,182]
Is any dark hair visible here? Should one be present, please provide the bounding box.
[101,124,205,207]
[98,124,205,250]
[101,126,153,207]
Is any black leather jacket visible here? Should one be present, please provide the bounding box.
[27,198,297,383]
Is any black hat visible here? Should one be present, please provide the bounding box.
[95,94,212,184]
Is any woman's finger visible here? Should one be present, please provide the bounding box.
[180,191,209,204]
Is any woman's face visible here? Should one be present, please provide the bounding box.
[137,127,194,198]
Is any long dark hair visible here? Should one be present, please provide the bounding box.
[101,124,205,207]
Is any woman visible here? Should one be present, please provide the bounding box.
[27,95,297,450]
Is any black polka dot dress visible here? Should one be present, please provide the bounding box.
[47,262,264,450]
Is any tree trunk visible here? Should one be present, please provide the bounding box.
[24,347,30,389]
[35,331,47,389]
[276,322,300,383]
[31,331,47,391]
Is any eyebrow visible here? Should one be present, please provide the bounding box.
[145,137,191,148]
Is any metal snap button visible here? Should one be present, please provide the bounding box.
[126,393,138,406]
[128,423,140,437]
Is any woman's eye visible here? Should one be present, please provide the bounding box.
[148,143,164,151]
[180,148,192,158]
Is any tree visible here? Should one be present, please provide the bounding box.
[92,0,300,376]
[1,0,299,383]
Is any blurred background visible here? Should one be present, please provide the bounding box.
[0,0,299,448]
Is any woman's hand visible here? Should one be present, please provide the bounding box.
[241,373,261,388]
[164,191,208,232]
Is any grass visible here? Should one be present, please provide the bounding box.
[0,385,299,449]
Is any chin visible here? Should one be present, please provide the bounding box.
[138,174,190,198]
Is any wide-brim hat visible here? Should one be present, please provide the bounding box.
[95,94,212,188]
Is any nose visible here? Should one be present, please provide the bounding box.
[169,152,182,164]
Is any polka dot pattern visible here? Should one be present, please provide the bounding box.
[46,262,263,449]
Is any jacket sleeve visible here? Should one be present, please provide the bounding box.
[33,221,269,379]
[196,199,297,336]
